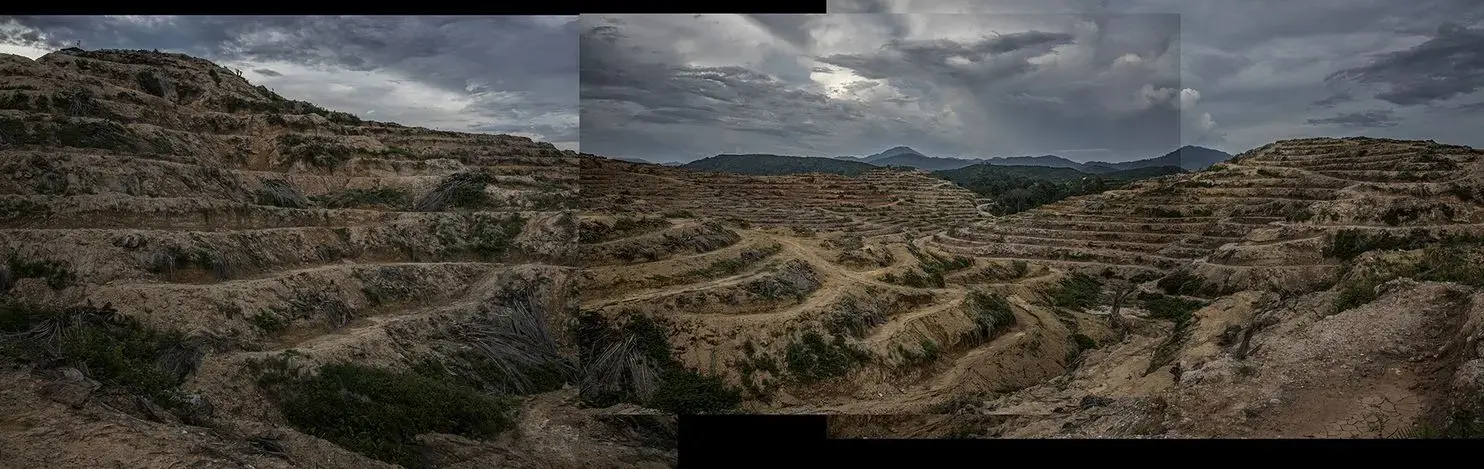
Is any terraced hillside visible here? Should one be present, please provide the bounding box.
[580,138,1484,438]
[0,49,671,468]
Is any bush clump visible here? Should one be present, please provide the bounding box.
[964,290,1016,343]
[783,330,871,383]
[1048,273,1102,310]
[574,312,741,414]
[0,302,196,410]
[257,361,516,469]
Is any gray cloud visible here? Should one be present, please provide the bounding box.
[0,15,578,150]
[580,13,1194,163]
[1305,109,1400,128]
[1326,23,1484,106]
[827,0,1484,154]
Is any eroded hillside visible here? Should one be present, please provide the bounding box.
[579,137,1484,438]
[0,49,672,468]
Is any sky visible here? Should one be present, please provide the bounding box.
[0,15,579,151]
[582,1,1484,163]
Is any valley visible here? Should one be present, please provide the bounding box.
[580,136,1484,438]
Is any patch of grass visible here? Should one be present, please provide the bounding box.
[964,290,1016,343]
[1157,270,1208,296]
[5,257,76,290]
[1332,277,1382,313]
[247,311,289,335]
[822,296,890,339]
[1286,206,1314,222]
[783,330,870,383]
[573,312,741,414]
[382,146,415,157]
[1048,273,1102,310]
[55,119,140,152]
[1140,292,1206,374]
[1073,333,1098,351]
[1323,229,1483,261]
[0,302,194,410]
[256,361,516,469]
[254,179,309,209]
[0,198,51,222]
[1145,207,1184,218]
[414,171,496,212]
[311,187,408,209]
[467,214,526,260]
[1140,293,1205,322]
[648,368,743,415]
[1415,244,1484,287]
[1382,204,1455,226]
[274,134,354,169]
[897,339,941,367]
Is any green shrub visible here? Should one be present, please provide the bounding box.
[467,214,526,260]
[248,311,288,335]
[964,290,1016,343]
[0,302,190,406]
[1073,333,1098,351]
[1157,270,1208,296]
[783,330,870,383]
[1332,277,1381,313]
[4,257,76,290]
[1140,293,1205,323]
[259,362,516,469]
[1048,273,1101,310]
[648,368,742,415]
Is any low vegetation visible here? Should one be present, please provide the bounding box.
[935,164,1184,215]
[783,330,871,383]
[414,171,496,212]
[1048,273,1102,310]
[254,358,516,469]
[1142,292,1206,373]
[1325,229,1484,261]
[963,290,1016,344]
[4,257,76,290]
[0,302,203,419]
[574,312,741,414]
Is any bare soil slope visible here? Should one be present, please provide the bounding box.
[0,49,671,467]
[579,137,1484,438]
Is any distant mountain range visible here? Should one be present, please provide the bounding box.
[830,145,1233,173]
[606,156,685,166]
[612,144,1233,176]
[682,154,878,176]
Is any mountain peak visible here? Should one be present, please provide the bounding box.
[863,145,925,163]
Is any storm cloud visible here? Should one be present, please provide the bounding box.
[579,13,1195,163]
[831,0,1484,155]
[0,15,579,150]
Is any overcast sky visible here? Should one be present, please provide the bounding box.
[0,15,579,151]
[583,1,1484,163]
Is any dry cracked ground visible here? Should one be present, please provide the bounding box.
[579,136,1484,439]
[0,49,674,468]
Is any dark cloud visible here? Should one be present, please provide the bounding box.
[1327,23,1484,106]
[1305,109,1401,128]
[824,1,1484,153]
[0,15,578,149]
[1311,92,1352,108]
[579,13,1192,163]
